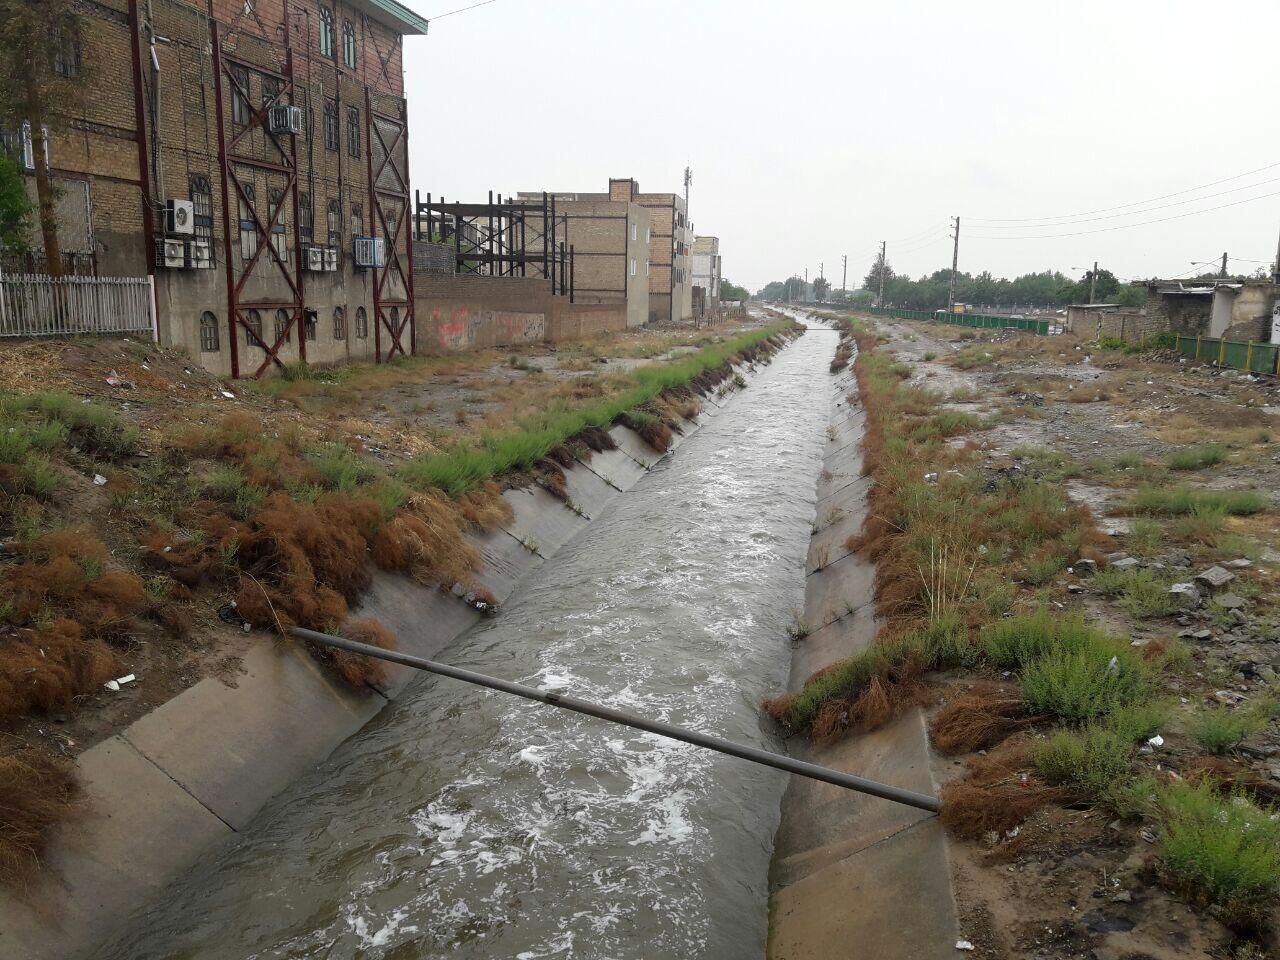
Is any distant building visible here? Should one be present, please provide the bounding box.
[1143,280,1280,342]
[514,186,651,328]
[692,236,721,319]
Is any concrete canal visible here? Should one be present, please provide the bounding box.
[99,317,838,960]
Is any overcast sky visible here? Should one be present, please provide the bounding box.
[402,0,1280,293]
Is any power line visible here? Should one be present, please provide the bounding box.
[966,158,1280,224]
[427,0,500,22]
[966,187,1280,241]
[966,175,1280,229]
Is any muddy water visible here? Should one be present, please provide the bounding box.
[100,319,836,960]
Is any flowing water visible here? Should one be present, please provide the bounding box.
[102,318,835,960]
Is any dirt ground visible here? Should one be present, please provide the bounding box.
[868,317,1280,960]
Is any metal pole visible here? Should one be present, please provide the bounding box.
[1088,260,1097,305]
[877,241,886,308]
[290,627,941,814]
[947,216,960,314]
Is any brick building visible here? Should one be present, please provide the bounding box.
[2,0,427,377]
[514,186,650,328]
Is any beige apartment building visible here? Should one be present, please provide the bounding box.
[515,185,651,328]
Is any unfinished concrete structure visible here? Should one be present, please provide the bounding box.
[1143,280,1280,342]
[0,0,427,376]
[692,235,721,320]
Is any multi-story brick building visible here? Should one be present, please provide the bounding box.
[692,235,721,319]
[2,0,427,377]
[514,185,650,329]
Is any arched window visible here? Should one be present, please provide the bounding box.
[333,306,346,340]
[350,203,363,238]
[304,310,317,342]
[389,306,399,329]
[239,184,257,260]
[319,7,334,57]
[323,98,338,152]
[230,65,250,125]
[327,199,341,246]
[354,306,368,339]
[342,19,356,69]
[346,107,360,159]
[199,311,220,352]
[299,192,313,241]
[189,175,213,242]
[268,188,286,259]
[244,308,263,347]
[274,308,291,344]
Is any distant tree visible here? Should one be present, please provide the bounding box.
[0,0,88,276]
[1115,284,1145,308]
[758,280,788,300]
[0,152,32,252]
[863,256,895,297]
[721,278,750,301]
[813,276,831,300]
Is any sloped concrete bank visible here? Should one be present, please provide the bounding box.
[767,331,959,959]
[0,343,789,960]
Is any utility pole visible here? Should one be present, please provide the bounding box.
[1274,223,1280,284]
[841,254,847,298]
[1219,252,1228,279]
[947,217,960,313]
[877,240,887,307]
[1088,260,1098,305]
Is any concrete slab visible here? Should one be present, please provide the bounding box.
[0,736,233,960]
[121,639,386,831]
[608,424,664,469]
[562,459,618,518]
[789,600,877,693]
[803,551,876,632]
[769,817,956,960]
[578,446,648,491]
[501,484,591,557]
[805,506,865,575]
[466,526,544,603]
[358,572,482,697]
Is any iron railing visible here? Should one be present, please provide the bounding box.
[0,273,155,339]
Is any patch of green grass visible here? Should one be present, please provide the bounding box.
[1126,517,1163,557]
[1153,779,1280,926]
[1188,701,1274,755]
[980,610,1110,669]
[1034,723,1133,796]
[204,464,266,517]
[952,348,995,370]
[0,429,32,464]
[922,352,937,361]
[309,442,375,492]
[1020,633,1150,723]
[1167,444,1227,471]
[1132,485,1266,517]
[13,391,140,459]
[21,456,62,500]
[1115,569,1179,619]
[1023,553,1067,585]
[1214,533,1266,563]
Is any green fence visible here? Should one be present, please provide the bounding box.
[1177,335,1280,375]
[860,306,1050,335]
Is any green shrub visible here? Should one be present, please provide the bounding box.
[1167,444,1227,471]
[1132,485,1266,517]
[22,456,62,499]
[1115,569,1179,619]
[0,428,32,465]
[1021,635,1149,723]
[1188,702,1273,755]
[980,611,1108,670]
[1126,517,1163,557]
[1154,779,1280,925]
[1034,724,1132,796]
[310,442,375,492]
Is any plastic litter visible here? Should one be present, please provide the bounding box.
[93,474,108,486]
[104,674,136,692]
[955,941,975,951]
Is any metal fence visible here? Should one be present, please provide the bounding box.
[0,274,156,339]
[1177,335,1280,376]
[861,306,1051,335]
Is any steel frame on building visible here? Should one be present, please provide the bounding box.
[366,94,416,362]
[211,21,306,379]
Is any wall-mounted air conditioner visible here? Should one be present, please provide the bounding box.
[166,199,195,235]
[303,245,326,272]
[156,237,187,269]
[324,248,339,272]
[188,240,214,269]
[353,236,384,269]
[268,104,304,136]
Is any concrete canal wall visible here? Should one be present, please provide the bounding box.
[0,348,782,960]
[767,325,959,959]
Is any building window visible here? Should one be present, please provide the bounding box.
[333,306,346,340]
[631,223,637,241]
[231,65,251,126]
[355,306,368,339]
[630,258,636,277]
[645,260,650,278]
[323,99,338,151]
[51,23,82,79]
[342,20,356,69]
[319,7,334,57]
[268,187,286,259]
[299,192,313,242]
[389,306,399,330]
[350,203,363,238]
[304,311,317,341]
[274,308,291,344]
[190,175,213,241]
[244,308,263,347]
[346,107,360,159]
[261,75,282,110]
[327,199,341,246]
[239,184,258,260]
[199,311,220,352]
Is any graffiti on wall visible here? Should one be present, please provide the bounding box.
[429,305,547,351]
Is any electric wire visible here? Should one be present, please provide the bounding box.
[427,0,500,21]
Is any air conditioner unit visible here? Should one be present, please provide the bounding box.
[155,237,187,269]
[268,104,304,136]
[188,240,214,269]
[303,245,325,272]
[353,236,384,269]
[165,199,195,236]
[324,248,339,272]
